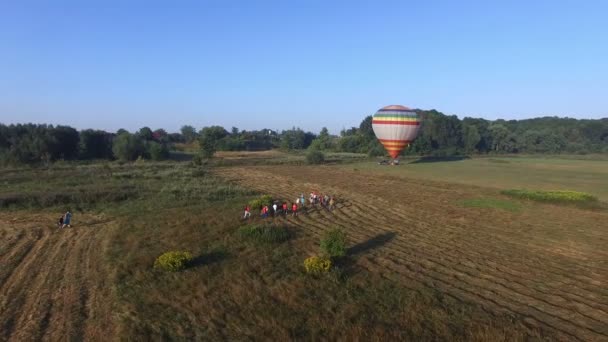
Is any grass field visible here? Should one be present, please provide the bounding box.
[1,155,607,340]
[347,156,608,201]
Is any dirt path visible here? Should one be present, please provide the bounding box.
[0,213,115,341]
[216,165,608,341]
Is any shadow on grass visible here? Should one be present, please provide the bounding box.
[348,232,396,256]
[410,156,470,164]
[316,232,397,281]
[190,250,230,268]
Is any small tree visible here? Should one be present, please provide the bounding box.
[80,129,113,159]
[138,127,154,141]
[199,126,228,158]
[148,141,169,160]
[181,125,198,143]
[112,132,145,161]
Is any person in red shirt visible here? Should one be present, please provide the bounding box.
[282,202,288,216]
[291,203,298,216]
[243,205,251,219]
[261,205,269,218]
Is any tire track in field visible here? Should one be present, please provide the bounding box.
[0,213,115,342]
[215,166,608,341]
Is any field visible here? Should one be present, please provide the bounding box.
[1,155,607,340]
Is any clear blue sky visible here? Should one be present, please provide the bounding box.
[1,0,607,134]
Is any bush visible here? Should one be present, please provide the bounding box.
[191,153,206,166]
[154,251,193,272]
[239,224,290,244]
[320,228,347,258]
[249,194,273,210]
[304,256,332,274]
[306,150,325,164]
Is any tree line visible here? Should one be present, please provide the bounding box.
[1,110,607,165]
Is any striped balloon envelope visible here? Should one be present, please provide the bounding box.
[372,105,421,159]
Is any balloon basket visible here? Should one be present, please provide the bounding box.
[377,159,400,166]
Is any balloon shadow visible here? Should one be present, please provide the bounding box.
[189,250,230,268]
[348,232,396,256]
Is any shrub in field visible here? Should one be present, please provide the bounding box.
[304,256,332,274]
[239,224,290,244]
[320,228,347,258]
[306,150,325,164]
[501,189,598,204]
[154,251,193,272]
[191,153,205,166]
[148,141,170,161]
[248,194,273,210]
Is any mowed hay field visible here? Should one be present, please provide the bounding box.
[0,156,607,340]
[215,157,608,341]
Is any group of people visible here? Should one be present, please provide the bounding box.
[242,192,337,219]
[304,192,335,208]
[243,201,298,219]
[57,211,72,228]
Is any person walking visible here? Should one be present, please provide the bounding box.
[300,194,305,208]
[282,202,288,216]
[272,203,278,217]
[243,205,251,219]
[62,211,72,228]
[57,215,64,228]
[329,197,335,211]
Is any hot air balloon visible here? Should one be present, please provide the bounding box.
[372,105,421,159]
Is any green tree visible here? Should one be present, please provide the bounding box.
[308,127,333,151]
[462,124,481,154]
[112,132,145,161]
[138,127,154,141]
[80,129,113,159]
[147,141,170,160]
[281,128,314,150]
[199,126,228,158]
[180,125,198,143]
[489,124,510,152]
[359,115,375,140]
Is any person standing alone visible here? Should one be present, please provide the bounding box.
[62,210,72,228]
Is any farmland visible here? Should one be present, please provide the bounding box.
[1,154,607,340]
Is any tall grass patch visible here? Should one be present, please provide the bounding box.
[320,228,347,258]
[462,198,521,212]
[501,189,599,205]
[238,224,291,244]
